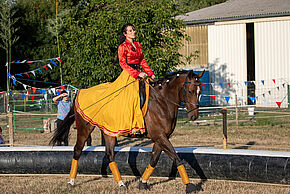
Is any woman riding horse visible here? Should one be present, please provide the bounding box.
[51,23,205,192]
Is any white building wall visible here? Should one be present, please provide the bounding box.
[255,20,290,108]
[208,24,247,106]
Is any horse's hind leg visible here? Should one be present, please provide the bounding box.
[139,143,162,190]
[68,115,94,187]
[103,132,126,190]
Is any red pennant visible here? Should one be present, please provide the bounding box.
[43,66,48,70]
[272,79,276,84]
[210,95,216,100]
[276,102,281,108]
[31,95,35,101]
[57,58,63,63]
[24,73,30,78]
[32,87,36,94]
[227,82,231,87]
[11,61,15,63]
[202,83,205,89]
[28,91,31,95]
[60,85,65,91]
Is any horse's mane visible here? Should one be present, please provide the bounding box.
[151,70,189,86]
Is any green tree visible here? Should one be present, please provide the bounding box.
[0,0,19,110]
[59,0,186,87]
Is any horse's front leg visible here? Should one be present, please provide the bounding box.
[103,132,126,190]
[156,136,191,188]
[139,143,162,190]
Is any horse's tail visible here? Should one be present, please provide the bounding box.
[49,93,77,146]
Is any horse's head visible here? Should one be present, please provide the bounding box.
[181,70,204,121]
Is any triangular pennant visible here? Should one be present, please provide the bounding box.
[219,83,223,88]
[60,85,65,91]
[50,59,58,66]
[282,83,285,88]
[252,81,256,85]
[227,82,231,88]
[225,96,230,103]
[47,64,52,69]
[51,88,56,95]
[268,91,271,95]
[41,89,46,95]
[249,97,256,104]
[244,81,247,86]
[202,83,205,89]
[43,66,48,70]
[23,84,27,90]
[210,95,216,100]
[272,79,276,84]
[44,94,47,100]
[21,60,27,63]
[262,93,265,97]
[38,90,42,94]
[210,83,214,88]
[9,91,12,95]
[277,86,280,90]
[30,71,35,76]
[56,58,62,63]
[70,85,76,90]
[32,87,37,94]
[24,73,30,78]
[261,80,264,85]
[12,79,16,85]
[16,74,23,77]
[22,94,26,100]
[28,91,31,95]
[36,68,43,74]
[276,102,281,108]
[31,95,35,101]
[56,91,60,95]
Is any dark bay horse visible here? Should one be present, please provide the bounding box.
[50,70,204,192]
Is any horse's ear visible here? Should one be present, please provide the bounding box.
[198,70,205,78]
[188,70,196,79]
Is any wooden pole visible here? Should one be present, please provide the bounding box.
[235,94,238,125]
[221,107,227,149]
[8,112,14,146]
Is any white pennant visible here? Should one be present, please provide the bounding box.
[210,83,214,88]
[30,71,35,76]
[47,64,52,69]
[23,84,27,90]
[51,88,56,95]
[44,94,48,100]
[47,89,52,94]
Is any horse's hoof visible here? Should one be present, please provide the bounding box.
[185,183,196,193]
[119,184,127,190]
[138,181,149,190]
[67,182,74,190]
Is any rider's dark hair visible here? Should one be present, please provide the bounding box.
[115,23,134,65]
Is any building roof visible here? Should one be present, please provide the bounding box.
[177,0,290,25]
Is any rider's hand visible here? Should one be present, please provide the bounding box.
[151,75,156,80]
[138,72,147,79]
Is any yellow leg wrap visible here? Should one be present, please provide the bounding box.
[177,165,190,185]
[141,164,155,181]
[109,161,122,183]
[70,159,79,179]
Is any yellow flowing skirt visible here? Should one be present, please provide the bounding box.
[75,70,149,137]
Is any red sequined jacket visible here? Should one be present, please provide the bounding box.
[118,39,154,79]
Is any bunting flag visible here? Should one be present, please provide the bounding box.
[41,89,46,95]
[225,96,230,103]
[22,94,26,100]
[32,87,37,94]
[227,82,231,88]
[24,73,30,78]
[50,59,58,66]
[51,88,56,95]
[202,83,205,89]
[261,80,264,85]
[43,66,48,70]
[31,95,35,101]
[9,91,12,95]
[276,102,281,108]
[47,64,52,69]
[244,81,247,86]
[12,79,16,85]
[56,58,62,63]
[30,71,36,76]
[60,85,65,91]
[272,79,276,84]
[210,95,216,100]
[219,83,223,88]
[36,68,43,74]
[27,91,31,95]
[211,83,214,88]
[56,91,60,95]
[249,97,256,104]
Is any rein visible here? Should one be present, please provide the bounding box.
[145,72,201,113]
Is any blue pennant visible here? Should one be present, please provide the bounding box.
[244,81,247,86]
[36,68,43,74]
[16,74,23,77]
[50,59,58,66]
[219,83,223,88]
[225,96,230,103]
[261,80,264,85]
[249,97,256,104]
[22,94,26,100]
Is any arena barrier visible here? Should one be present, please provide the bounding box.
[0,146,289,184]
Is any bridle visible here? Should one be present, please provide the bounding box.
[146,71,201,113]
[181,72,201,113]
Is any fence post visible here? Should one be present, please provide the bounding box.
[8,112,14,146]
[221,107,227,149]
[235,94,238,125]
